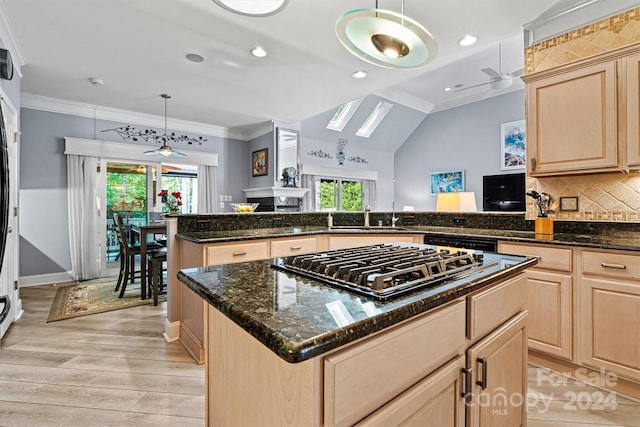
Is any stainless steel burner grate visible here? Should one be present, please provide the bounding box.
[272,243,488,299]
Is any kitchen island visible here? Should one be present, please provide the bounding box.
[178,244,537,426]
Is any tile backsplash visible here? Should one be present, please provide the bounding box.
[527,172,640,222]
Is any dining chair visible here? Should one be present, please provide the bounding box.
[112,212,163,299]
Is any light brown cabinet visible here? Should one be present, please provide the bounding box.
[523,42,640,176]
[498,241,574,360]
[327,233,423,250]
[580,250,640,383]
[627,53,640,167]
[498,241,640,400]
[204,272,529,426]
[356,356,466,427]
[466,311,528,427]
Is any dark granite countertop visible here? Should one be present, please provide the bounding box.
[178,250,537,363]
[176,225,640,252]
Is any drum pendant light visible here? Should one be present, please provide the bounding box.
[144,94,186,159]
[336,0,437,69]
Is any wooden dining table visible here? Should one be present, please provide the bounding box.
[130,221,167,300]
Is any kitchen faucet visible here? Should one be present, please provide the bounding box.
[364,205,371,228]
[391,201,399,228]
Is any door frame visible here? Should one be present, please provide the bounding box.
[97,159,163,278]
[0,88,22,339]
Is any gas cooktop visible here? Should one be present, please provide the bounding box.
[272,243,498,300]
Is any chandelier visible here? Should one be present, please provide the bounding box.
[335,0,437,69]
[102,94,207,159]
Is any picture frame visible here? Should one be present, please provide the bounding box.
[429,170,465,195]
[251,148,268,177]
[500,119,526,170]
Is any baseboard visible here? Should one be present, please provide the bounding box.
[180,323,206,365]
[163,319,180,343]
[19,272,75,287]
[529,350,640,402]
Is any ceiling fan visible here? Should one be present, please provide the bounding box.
[453,44,524,94]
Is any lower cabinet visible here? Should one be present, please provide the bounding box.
[497,241,574,360]
[581,277,640,382]
[526,270,572,359]
[356,356,466,427]
[466,311,528,427]
[204,273,529,426]
[580,248,640,384]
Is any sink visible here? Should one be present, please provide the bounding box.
[329,226,407,231]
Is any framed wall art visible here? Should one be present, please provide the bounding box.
[500,119,526,170]
[251,148,268,177]
[430,170,465,195]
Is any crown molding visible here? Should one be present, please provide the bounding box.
[0,1,26,78]
[21,93,258,141]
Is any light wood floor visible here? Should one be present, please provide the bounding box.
[1,285,638,426]
[0,284,205,427]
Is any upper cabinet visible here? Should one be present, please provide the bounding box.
[523,43,640,176]
[627,52,640,167]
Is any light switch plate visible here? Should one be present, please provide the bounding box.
[559,196,579,211]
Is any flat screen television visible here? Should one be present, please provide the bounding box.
[482,172,525,212]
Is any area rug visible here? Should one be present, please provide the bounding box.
[47,277,166,322]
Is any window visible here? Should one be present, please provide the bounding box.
[319,179,364,212]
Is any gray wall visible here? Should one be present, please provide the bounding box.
[19,107,245,277]
[394,90,525,211]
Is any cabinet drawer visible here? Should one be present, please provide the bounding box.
[582,250,640,280]
[270,237,317,258]
[324,300,466,427]
[205,241,268,265]
[467,273,527,341]
[498,242,572,272]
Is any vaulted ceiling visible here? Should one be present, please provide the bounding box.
[1,0,627,143]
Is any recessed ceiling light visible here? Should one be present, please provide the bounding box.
[89,77,104,86]
[458,35,477,47]
[185,53,205,63]
[251,46,267,58]
[352,70,367,79]
[444,87,452,92]
[212,0,289,16]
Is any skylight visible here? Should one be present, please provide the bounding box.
[326,97,364,132]
[356,101,393,138]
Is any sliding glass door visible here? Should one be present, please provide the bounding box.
[98,160,198,277]
[100,161,161,275]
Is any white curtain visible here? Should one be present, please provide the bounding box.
[197,165,217,213]
[67,154,100,281]
[301,174,319,211]
[363,179,377,210]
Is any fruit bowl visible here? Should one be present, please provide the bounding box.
[230,203,259,213]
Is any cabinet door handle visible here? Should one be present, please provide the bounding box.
[461,368,473,403]
[232,251,247,257]
[290,245,302,250]
[530,157,537,171]
[601,262,626,270]
[476,357,488,390]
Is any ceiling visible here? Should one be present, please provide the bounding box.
[2,0,562,136]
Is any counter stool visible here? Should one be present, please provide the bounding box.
[147,248,167,306]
